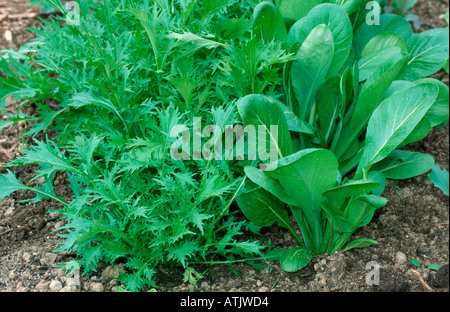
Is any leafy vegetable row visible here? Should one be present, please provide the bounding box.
[0,0,448,289]
[235,1,449,270]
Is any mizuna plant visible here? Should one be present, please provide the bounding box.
[235,1,449,271]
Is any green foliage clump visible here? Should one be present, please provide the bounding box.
[0,0,448,288]
[0,0,287,291]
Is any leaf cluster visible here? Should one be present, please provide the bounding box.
[0,0,448,285]
[235,0,449,271]
[0,0,285,291]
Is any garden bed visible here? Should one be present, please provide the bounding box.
[0,0,448,293]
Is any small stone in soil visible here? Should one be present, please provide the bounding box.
[49,280,62,292]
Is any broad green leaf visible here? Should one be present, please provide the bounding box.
[338,148,364,177]
[371,150,435,180]
[344,195,387,229]
[218,17,251,40]
[384,78,449,128]
[400,28,450,81]
[268,97,315,135]
[280,247,312,272]
[237,94,292,159]
[343,238,378,251]
[236,180,305,247]
[340,66,354,114]
[383,80,415,99]
[329,195,385,245]
[353,14,413,58]
[323,180,380,211]
[244,166,298,207]
[360,32,408,59]
[288,4,353,79]
[275,0,321,23]
[338,138,360,164]
[428,165,449,196]
[291,24,334,121]
[398,117,431,147]
[334,53,409,160]
[321,180,383,239]
[366,171,386,196]
[357,83,439,176]
[316,76,341,147]
[236,181,291,229]
[252,2,287,43]
[417,78,449,128]
[265,149,338,200]
[265,149,338,251]
[357,46,404,82]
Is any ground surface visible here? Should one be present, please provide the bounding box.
[0,0,449,293]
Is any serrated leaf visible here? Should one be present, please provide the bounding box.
[0,170,29,200]
[0,170,66,205]
[68,91,128,133]
[189,209,213,235]
[119,258,157,292]
[166,241,200,268]
[182,267,204,287]
[29,0,65,13]
[7,139,81,176]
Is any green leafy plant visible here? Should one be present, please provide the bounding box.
[410,258,442,271]
[115,285,158,292]
[182,267,206,288]
[1,0,448,288]
[0,0,287,291]
[235,1,449,271]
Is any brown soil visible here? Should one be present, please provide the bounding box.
[0,0,449,293]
